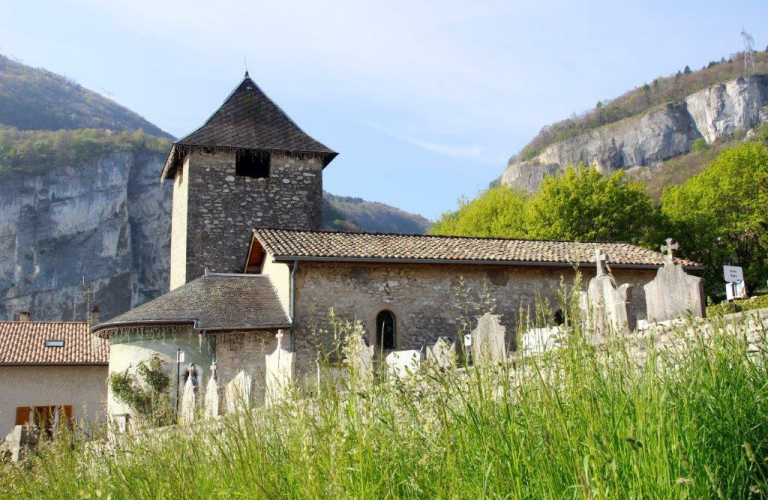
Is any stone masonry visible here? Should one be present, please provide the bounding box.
[171,151,323,288]
[291,262,657,374]
[213,330,278,403]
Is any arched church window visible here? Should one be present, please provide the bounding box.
[376,310,396,350]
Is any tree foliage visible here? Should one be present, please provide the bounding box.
[431,187,530,238]
[0,126,170,176]
[526,167,655,243]
[661,142,768,293]
[432,167,654,244]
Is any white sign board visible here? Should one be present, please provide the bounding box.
[723,265,743,283]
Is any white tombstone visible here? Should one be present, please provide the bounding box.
[520,326,561,354]
[180,376,196,424]
[644,239,705,322]
[470,312,507,365]
[582,249,634,334]
[344,334,375,391]
[204,363,220,419]
[265,330,295,406]
[225,371,253,414]
[385,350,422,380]
[426,337,457,371]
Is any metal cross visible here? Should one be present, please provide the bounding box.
[661,238,679,261]
[595,248,608,276]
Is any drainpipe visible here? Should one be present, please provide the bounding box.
[290,260,299,352]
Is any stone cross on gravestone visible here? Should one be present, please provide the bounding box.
[661,238,679,262]
[595,249,608,276]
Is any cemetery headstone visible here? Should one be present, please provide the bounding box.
[204,363,220,419]
[344,334,375,391]
[265,330,295,406]
[644,238,705,321]
[181,375,196,424]
[426,337,457,371]
[583,249,634,334]
[226,371,253,414]
[470,312,507,365]
[385,350,423,380]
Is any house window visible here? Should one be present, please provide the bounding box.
[376,310,396,350]
[15,406,72,438]
[236,151,270,178]
[45,339,65,347]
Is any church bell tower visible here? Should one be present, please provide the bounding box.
[161,72,337,289]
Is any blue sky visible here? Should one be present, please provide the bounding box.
[1,0,767,220]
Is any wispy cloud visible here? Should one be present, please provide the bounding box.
[368,122,495,163]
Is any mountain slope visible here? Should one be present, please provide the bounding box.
[0,54,172,137]
[324,193,431,233]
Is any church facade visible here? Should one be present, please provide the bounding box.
[92,73,701,421]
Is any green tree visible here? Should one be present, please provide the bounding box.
[525,166,655,243]
[661,142,768,294]
[431,187,530,238]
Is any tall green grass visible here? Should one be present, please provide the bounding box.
[3,315,768,499]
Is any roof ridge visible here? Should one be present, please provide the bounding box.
[252,226,636,245]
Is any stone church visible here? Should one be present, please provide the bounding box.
[92,73,700,419]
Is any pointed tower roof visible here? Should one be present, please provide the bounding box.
[162,74,337,179]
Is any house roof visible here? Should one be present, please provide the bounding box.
[0,321,109,365]
[162,74,337,179]
[251,228,702,269]
[92,272,292,335]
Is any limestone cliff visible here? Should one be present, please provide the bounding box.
[502,75,768,191]
[0,152,171,322]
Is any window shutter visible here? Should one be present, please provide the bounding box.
[63,406,73,421]
[15,407,31,425]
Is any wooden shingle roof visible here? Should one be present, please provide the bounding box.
[92,272,291,335]
[252,228,702,269]
[162,74,337,179]
[0,322,109,365]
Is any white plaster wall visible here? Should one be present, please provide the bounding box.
[0,365,107,437]
[262,253,291,314]
[169,157,190,290]
[107,329,214,419]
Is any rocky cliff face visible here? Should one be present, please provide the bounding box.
[503,75,768,191]
[0,152,171,321]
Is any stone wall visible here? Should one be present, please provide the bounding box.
[213,330,278,403]
[179,151,323,282]
[292,262,657,374]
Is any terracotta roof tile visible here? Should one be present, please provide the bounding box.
[253,228,701,268]
[0,322,108,365]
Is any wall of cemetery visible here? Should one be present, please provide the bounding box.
[292,261,657,374]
